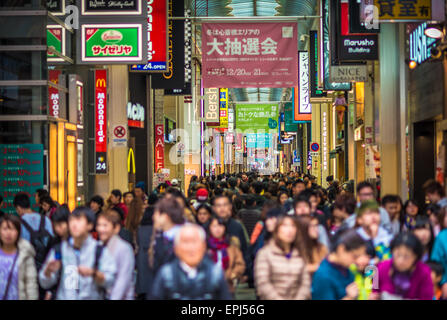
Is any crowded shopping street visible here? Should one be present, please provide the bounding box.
[1,0,447,304]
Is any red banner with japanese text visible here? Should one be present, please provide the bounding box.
[48,70,61,117]
[202,23,298,88]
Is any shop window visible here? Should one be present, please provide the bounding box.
[0,51,47,81]
[0,120,48,147]
[0,86,48,115]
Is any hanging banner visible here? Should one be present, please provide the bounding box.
[219,88,228,128]
[309,30,326,98]
[151,0,185,89]
[0,144,44,215]
[284,102,298,132]
[293,87,311,122]
[297,51,312,121]
[203,87,220,123]
[130,0,168,72]
[202,23,298,88]
[48,70,61,117]
[155,124,164,172]
[80,24,144,63]
[236,104,278,132]
[95,69,108,174]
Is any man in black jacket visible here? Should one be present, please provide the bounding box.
[150,224,232,300]
[212,195,249,265]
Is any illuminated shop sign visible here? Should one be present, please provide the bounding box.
[409,22,437,65]
[81,0,142,15]
[48,70,61,117]
[127,102,145,128]
[95,69,107,174]
[47,25,66,63]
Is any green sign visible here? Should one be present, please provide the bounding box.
[82,24,143,62]
[47,25,64,62]
[236,104,278,132]
[0,144,44,215]
[284,102,298,132]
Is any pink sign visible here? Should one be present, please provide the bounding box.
[202,23,298,88]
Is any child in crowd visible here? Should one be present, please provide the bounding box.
[426,260,444,300]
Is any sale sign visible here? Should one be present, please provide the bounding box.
[202,23,298,88]
[48,70,61,117]
[95,69,107,174]
[155,124,164,172]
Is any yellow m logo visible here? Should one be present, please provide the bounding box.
[127,148,135,174]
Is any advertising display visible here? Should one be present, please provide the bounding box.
[127,102,145,128]
[297,51,311,120]
[219,88,228,128]
[373,0,431,21]
[151,0,185,89]
[292,87,311,122]
[48,70,61,117]
[81,24,144,63]
[330,65,368,82]
[309,30,326,98]
[202,23,298,88]
[95,69,108,174]
[409,22,437,65]
[203,88,220,124]
[236,104,278,132]
[47,25,65,63]
[0,144,44,215]
[284,102,298,132]
[155,124,164,172]
[323,0,351,91]
[130,0,168,72]
[47,0,65,15]
[81,0,143,15]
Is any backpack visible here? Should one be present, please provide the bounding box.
[21,215,53,271]
[52,242,105,300]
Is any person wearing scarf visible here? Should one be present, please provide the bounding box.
[207,217,245,294]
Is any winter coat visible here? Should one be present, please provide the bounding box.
[254,240,311,300]
[135,223,153,295]
[238,208,261,237]
[39,235,117,300]
[373,259,433,300]
[17,238,39,300]
[150,256,232,300]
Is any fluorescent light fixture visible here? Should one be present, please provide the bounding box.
[424,24,444,39]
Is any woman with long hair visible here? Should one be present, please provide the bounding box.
[254,215,311,300]
[39,196,57,220]
[207,216,245,294]
[125,195,144,244]
[0,215,38,300]
[412,215,435,263]
[296,215,328,276]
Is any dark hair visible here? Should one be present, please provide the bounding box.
[0,195,3,205]
[111,189,122,200]
[292,179,305,187]
[13,192,31,209]
[228,177,238,188]
[51,204,70,223]
[333,193,357,215]
[89,195,104,208]
[413,215,435,255]
[207,216,228,239]
[331,229,366,253]
[299,189,317,201]
[35,189,49,200]
[423,179,445,197]
[196,203,214,216]
[426,260,444,278]
[390,232,424,262]
[438,207,447,230]
[0,214,21,247]
[253,181,263,194]
[272,215,299,253]
[71,206,96,224]
[154,197,185,225]
[296,215,322,264]
[123,191,135,199]
[245,194,256,207]
[356,181,375,195]
[403,199,419,216]
[278,190,289,203]
[98,209,122,227]
[381,194,402,207]
[293,194,311,210]
[40,195,57,209]
[239,182,250,194]
[211,194,231,206]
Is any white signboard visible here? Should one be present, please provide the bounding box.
[203,87,220,123]
[330,65,368,82]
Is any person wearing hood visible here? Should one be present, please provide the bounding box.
[0,214,38,300]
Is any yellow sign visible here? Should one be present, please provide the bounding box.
[219,88,228,128]
[374,0,431,20]
[127,147,135,174]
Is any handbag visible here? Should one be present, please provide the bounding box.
[2,251,19,300]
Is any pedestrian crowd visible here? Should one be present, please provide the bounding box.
[0,172,447,300]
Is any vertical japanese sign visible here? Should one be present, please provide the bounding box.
[295,51,312,122]
[155,124,164,171]
[48,70,61,117]
[373,0,431,20]
[95,69,108,174]
[204,87,220,124]
[309,30,326,98]
[321,104,329,175]
[219,88,228,128]
[0,144,44,215]
[130,0,168,71]
[202,23,298,88]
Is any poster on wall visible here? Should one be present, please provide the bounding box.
[0,144,44,215]
[95,69,108,174]
[80,24,145,63]
[202,22,298,88]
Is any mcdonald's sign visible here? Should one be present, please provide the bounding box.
[95,69,108,174]
[128,147,136,174]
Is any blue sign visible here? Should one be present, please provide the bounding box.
[409,23,437,65]
[246,133,272,148]
[130,62,167,71]
[311,143,320,152]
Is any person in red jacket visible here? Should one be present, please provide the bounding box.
[108,190,129,224]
